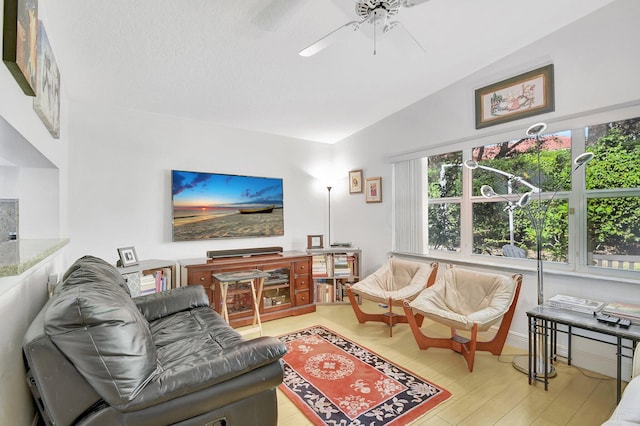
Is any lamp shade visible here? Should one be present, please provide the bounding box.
[525,122,547,137]
[480,185,496,198]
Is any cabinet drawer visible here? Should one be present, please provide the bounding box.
[295,275,310,290]
[295,261,309,275]
[295,289,311,306]
[190,271,213,286]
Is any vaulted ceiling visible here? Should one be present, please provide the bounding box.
[42,0,613,143]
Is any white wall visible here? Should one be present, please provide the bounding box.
[331,0,640,377]
[0,2,72,423]
[66,102,333,263]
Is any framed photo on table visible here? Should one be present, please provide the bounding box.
[365,177,382,203]
[349,169,363,193]
[117,246,139,267]
[307,235,324,249]
[475,64,554,129]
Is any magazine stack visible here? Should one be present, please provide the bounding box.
[602,301,640,324]
[547,294,605,315]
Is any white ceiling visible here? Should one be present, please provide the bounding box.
[42,0,613,144]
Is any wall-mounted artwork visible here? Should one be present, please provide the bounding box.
[33,21,60,138]
[349,169,363,193]
[475,64,554,129]
[171,170,284,241]
[2,0,38,96]
[365,177,382,203]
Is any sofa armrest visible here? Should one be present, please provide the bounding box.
[134,286,210,321]
[118,336,287,411]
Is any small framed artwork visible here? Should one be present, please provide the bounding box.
[307,235,324,249]
[2,0,38,96]
[117,246,139,267]
[33,21,61,138]
[349,169,363,193]
[365,177,382,203]
[475,64,554,129]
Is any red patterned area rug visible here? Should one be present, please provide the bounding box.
[278,325,451,425]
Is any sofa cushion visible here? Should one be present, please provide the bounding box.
[45,256,159,405]
[60,255,131,295]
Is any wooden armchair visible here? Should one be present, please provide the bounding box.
[346,257,438,336]
[402,267,522,371]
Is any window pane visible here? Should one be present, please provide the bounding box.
[471,131,572,195]
[472,199,568,262]
[585,117,640,190]
[588,196,640,270]
[428,203,460,252]
[428,152,462,198]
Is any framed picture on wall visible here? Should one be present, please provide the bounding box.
[117,246,139,267]
[349,169,363,193]
[475,64,554,129]
[33,21,61,138]
[2,0,38,96]
[365,177,382,203]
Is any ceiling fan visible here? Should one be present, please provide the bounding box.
[299,0,432,57]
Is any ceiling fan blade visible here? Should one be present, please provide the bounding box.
[384,21,426,54]
[299,20,364,57]
[401,0,432,7]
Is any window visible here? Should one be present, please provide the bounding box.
[470,130,572,262]
[392,113,640,277]
[585,118,640,271]
[427,151,462,252]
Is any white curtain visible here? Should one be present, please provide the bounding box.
[392,157,427,254]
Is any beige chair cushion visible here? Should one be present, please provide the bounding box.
[409,268,516,331]
[350,257,434,303]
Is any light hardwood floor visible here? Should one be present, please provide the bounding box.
[252,301,619,426]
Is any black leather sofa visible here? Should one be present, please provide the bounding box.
[23,256,287,425]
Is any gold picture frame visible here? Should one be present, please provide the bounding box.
[349,169,363,193]
[365,177,382,203]
[475,64,554,129]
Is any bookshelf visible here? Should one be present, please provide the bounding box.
[117,259,177,297]
[307,248,361,304]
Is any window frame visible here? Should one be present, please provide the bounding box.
[391,106,640,281]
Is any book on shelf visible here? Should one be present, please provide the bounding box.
[316,283,334,303]
[602,301,640,322]
[312,255,328,277]
[547,294,605,314]
[139,274,157,295]
[333,254,351,277]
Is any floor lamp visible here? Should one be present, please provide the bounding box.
[465,122,594,379]
[327,186,332,247]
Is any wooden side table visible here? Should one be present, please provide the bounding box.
[212,269,270,336]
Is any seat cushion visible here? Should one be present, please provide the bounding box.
[351,257,433,303]
[603,376,640,425]
[45,256,159,406]
[410,268,516,330]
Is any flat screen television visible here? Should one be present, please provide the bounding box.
[171,170,284,241]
